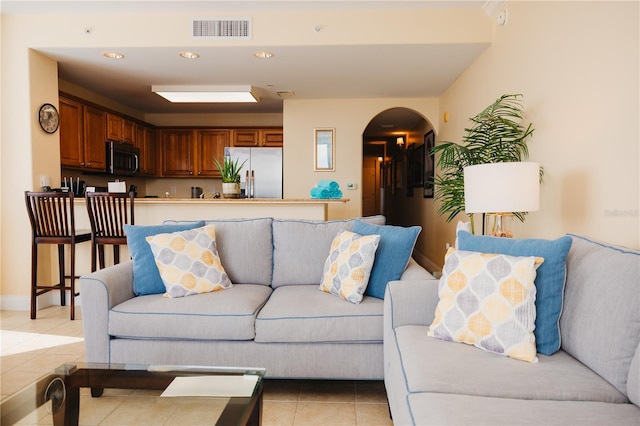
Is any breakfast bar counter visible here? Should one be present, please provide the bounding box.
[125,197,349,223]
[66,197,349,277]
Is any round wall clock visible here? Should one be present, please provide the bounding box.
[38,103,60,134]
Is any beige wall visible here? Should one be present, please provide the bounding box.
[283,98,439,220]
[427,1,639,269]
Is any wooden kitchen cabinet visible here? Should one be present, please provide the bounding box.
[83,106,108,170]
[123,119,135,144]
[159,129,229,177]
[59,97,85,168]
[231,128,283,147]
[60,96,106,171]
[107,113,135,144]
[197,130,229,177]
[261,129,284,147]
[135,124,157,176]
[106,113,123,140]
[160,129,196,177]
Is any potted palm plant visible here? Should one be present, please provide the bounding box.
[430,94,542,234]
[215,155,247,198]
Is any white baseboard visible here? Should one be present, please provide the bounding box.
[1,292,81,312]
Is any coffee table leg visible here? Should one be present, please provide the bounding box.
[247,392,263,426]
[54,382,79,426]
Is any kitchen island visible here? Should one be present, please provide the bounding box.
[67,197,349,276]
[126,197,348,223]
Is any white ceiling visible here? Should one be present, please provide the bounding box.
[3,0,496,133]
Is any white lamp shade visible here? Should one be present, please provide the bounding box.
[464,162,540,213]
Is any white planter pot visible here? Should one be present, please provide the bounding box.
[222,182,241,198]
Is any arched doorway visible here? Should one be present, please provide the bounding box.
[362,107,432,223]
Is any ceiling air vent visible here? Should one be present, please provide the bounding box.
[192,18,252,39]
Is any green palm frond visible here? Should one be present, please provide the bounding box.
[428,94,542,230]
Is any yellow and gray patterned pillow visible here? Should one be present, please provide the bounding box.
[146,225,232,298]
[319,230,380,304]
[428,248,543,363]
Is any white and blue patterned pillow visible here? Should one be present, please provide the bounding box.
[319,230,380,304]
[146,225,232,298]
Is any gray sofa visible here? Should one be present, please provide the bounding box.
[80,215,433,379]
[384,233,640,425]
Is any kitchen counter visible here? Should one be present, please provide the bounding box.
[68,197,349,276]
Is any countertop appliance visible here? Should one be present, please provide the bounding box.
[107,140,139,175]
[226,147,283,198]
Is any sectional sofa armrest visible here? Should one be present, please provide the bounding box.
[80,261,136,363]
[384,278,440,329]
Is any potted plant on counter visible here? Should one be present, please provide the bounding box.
[215,155,247,198]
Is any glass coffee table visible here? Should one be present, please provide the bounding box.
[1,362,265,425]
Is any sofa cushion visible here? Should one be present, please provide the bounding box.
[352,220,421,299]
[164,218,273,286]
[428,248,542,363]
[124,221,206,296]
[405,393,640,426]
[457,231,572,355]
[271,215,385,287]
[109,284,272,340]
[395,324,628,403]
[319,230,380,304]
[560,234,640,396]
[255,285,384,343]
[146,225,232,298]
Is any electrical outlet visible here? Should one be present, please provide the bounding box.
[170,186,177,194]
[345,183,357,190]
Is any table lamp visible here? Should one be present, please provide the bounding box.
[463,162,540,237]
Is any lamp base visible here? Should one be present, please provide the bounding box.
[485,213,515,238]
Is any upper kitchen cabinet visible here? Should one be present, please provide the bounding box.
[231,128,283,147]
[197,130,229,178]
[160,129,196,177]
[83,106,108,171]
[107,113,135,144]
[59,96,107,171]
[59,97,84,168]
[159,129,229,178]
[135,123,157,176]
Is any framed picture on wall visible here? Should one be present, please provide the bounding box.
[423,130,435,198]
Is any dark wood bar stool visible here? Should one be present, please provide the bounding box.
[24,191,91,320]
[85,192,134,272]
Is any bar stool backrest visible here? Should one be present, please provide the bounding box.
[85,192,134,240]
[25,191,77,241]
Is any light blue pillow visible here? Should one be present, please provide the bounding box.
[124,221,205,296]
[457,230,573,355]
[353,220,421,299]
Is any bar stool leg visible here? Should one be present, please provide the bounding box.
[30,241,38,320]
[58,245,66,307]
[69,243,76,321]
[91,240,97,273]
[98,244,106,270]
[113,245,120,265]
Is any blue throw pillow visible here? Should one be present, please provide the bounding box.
[124,221,205,296]
[353,220,421,299]
[457,230,573,355]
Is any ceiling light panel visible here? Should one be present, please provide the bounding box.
[152,85,259,103]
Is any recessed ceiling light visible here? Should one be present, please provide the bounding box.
[103,52,124,59]
[253,51,274,59]
[179,51,200,59]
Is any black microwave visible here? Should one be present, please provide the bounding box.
[106,140,140,175]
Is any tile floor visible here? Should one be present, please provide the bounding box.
[1,306,393,425]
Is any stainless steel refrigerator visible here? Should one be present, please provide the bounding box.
[225,147,283,198]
